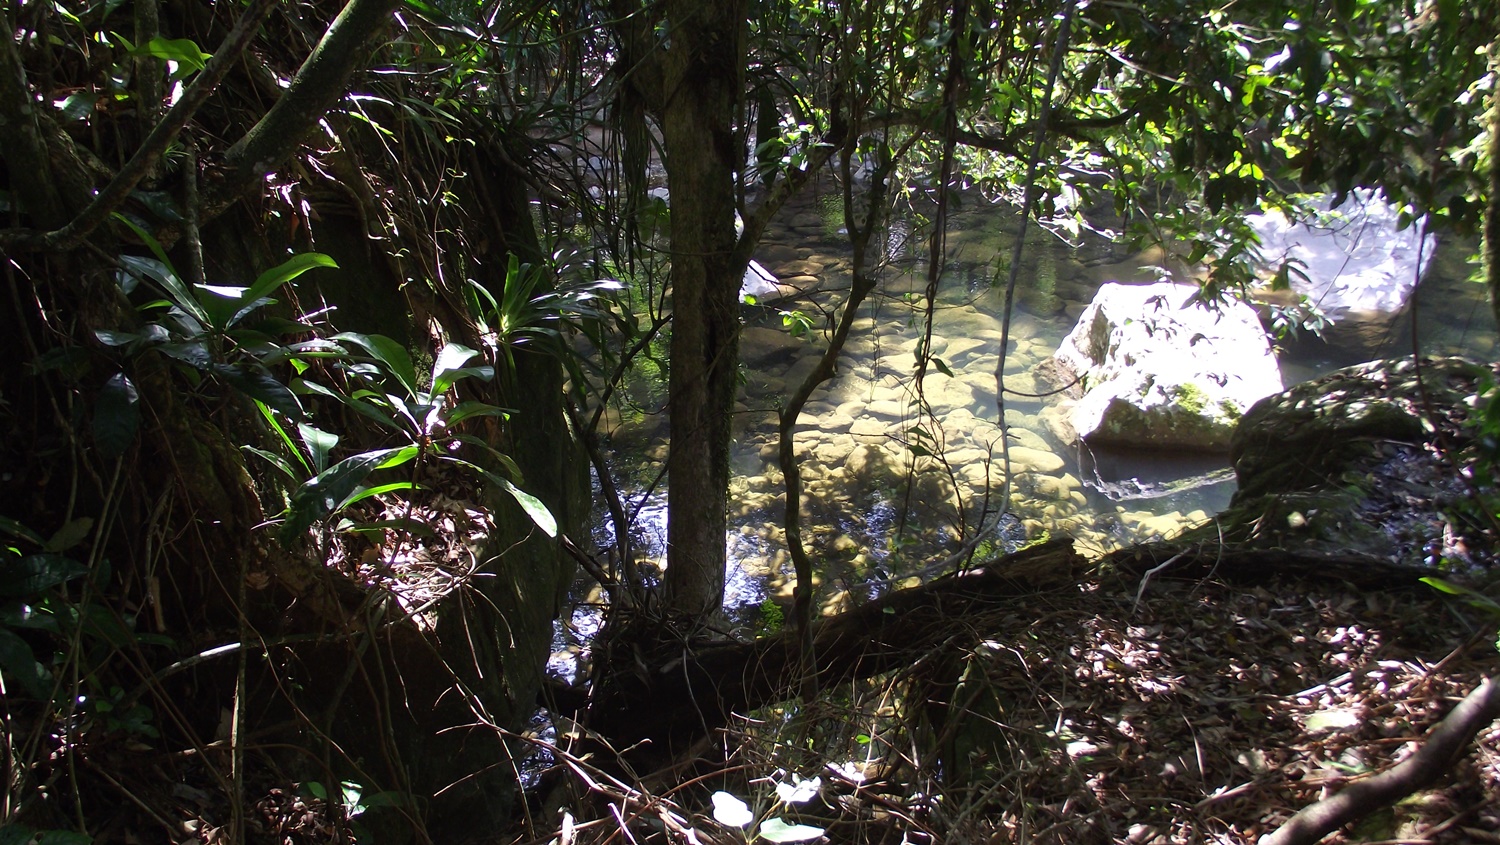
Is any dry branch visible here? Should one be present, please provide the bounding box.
[1260,674,1500,845]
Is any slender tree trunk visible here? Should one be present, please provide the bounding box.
[660,0,747,620]
[1485,41,1499,331]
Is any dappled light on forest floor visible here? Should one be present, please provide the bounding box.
[519,568,1499,845]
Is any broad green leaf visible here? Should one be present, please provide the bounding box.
[155,341,212,369]
[117,254,205,331]
[0,628,49,699]
[256,400,311,475]
[0,553,89,596]
[92,372,140,459]
[333,333,418,397]
[244,253,337,304]
[281,447,410,541]
[376,445,421,470]
[0,517,45,547]
[126,35,211,73]
[1419,576,1465,596]
[443,401,510,427]
[338,481,418,511]
[213,363,303,419]
[45,519,93,554]
[431,343,480,395]
[111,213,179,279]
[94,330,140,347]
[496,477,556,537]
[297,423,339,473]
[241,445,298,482]
[57,91,95,121]
[296,379,403,431]
[758,818,826,843]
[441,457,555,536]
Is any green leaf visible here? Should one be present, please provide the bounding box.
[155,341,212,369]
[45,519,94,554]
[93,372,140,459]
[281,447,410,541]
[0,554,89,597]
[0,517,45,547]
[125,35,211,73]
[443,401,510,427]
[244,253,337,305]
[375,445,421,470]
[241,446,298,483]
[297,423,339,474]
[57,91,95,121]
[0,628,49,699]
[441,457,555,537]
[431,343,480,395]
[757,818,825,843]
[338,481,418,511]
[0,824,36,845]
[213,363,303,419]
[117,254,205,331]
[1419,576,1465,596]
[496,477,556,537]
[333,333,418,398]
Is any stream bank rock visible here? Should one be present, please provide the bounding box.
[1195,356,1496,567]
[1044,281,1283,451]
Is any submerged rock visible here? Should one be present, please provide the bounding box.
[1046,281,1283,451]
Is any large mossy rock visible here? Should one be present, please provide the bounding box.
[1204,356,1495,564]
[1048,282,1283,451]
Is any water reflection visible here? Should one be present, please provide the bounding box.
[588,187,1495,618]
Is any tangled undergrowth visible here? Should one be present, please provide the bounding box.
[513,567,1500,845]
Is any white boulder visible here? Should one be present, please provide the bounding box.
[1248,189,1435,316]
[1052,282,1283,452]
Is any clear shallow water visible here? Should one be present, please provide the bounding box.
[580,188,1496,624]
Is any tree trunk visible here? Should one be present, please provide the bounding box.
[660,0,746,620]
[1485,40,1499,332]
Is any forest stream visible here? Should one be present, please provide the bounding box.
[556,187,1499,659]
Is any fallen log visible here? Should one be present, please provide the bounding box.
[584,539,1087,752]
[580,539,1445,756]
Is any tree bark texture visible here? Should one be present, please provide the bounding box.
[660,0,747,620]
[216,0,400,211]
